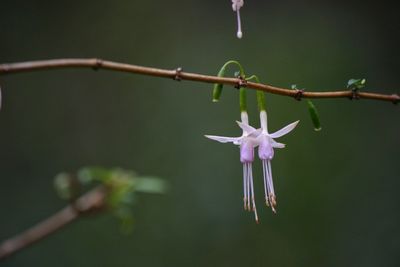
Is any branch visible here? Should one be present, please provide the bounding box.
[0,58,398,104]
[0,186,108,261]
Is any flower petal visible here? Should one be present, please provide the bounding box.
[248,128,262,138]
[269,121,299,139]
[271,140,286,148]
[240,139,255,163]
[236,121,257,134]
[204,135,239,144]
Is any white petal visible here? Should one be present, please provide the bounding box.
[248,128,262,138]
[236,121,257,134]
[271,140,286,148]
[269,120,300,139]
[240,111,249,125]
[204,135,239,144]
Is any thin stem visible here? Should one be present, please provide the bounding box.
[0,58,398,103]
[239,88,247,112]
[247,75,266,111]
[221,60,245,77]
[0,186,108,261]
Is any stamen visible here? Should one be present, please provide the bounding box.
[266,161,273,202]
[249,164,259,223]
[246,163,251,211]
[236,9,243,39]
[243,164,247,210]
[270,195,277,214]
[262,160,269,206]
[267,160,275,196]
[267,161,277,213]
[254,206,259,224]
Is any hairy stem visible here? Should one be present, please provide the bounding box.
[0,58,398,103]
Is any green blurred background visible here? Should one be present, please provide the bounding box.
[1,1,399,266]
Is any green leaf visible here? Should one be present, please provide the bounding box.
[347,78,366,90]
[77,167,111,184]
[55,166,167,234]
[78,167,167,207]
[135,177,168,194]
[307,100,322,131]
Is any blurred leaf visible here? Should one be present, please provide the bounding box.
[58,167,167,233]
[53,173,80,200]
[115,207,135,234]
[54,173,74,200]
[77,167,115,184]
[134,177,168,194]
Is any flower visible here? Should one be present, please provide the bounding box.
[231,0,244,39]
[257,110,299,213]
[205,111,261,222]
[205,107,299,222]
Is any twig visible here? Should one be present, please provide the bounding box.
[0,186,108,261]
[0,58,398,104]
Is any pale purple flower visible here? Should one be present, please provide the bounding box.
[231,0,244,39]
[205,111,261,222]
[257,110,299,213]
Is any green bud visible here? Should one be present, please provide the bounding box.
[307,100,322,131]
[212,66,226,102]
[212,60,245,102]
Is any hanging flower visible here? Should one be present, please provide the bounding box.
[231,0,244,39]
[205,111,261,222]
[257,110,299,213]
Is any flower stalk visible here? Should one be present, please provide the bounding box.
[212,60,245,102]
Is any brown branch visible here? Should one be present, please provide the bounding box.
[0,58,398,104]
[0,186,108,261]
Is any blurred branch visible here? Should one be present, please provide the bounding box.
[0,58,398,104]
[0,186,108,261]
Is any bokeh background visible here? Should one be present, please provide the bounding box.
[1,1,399,266]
